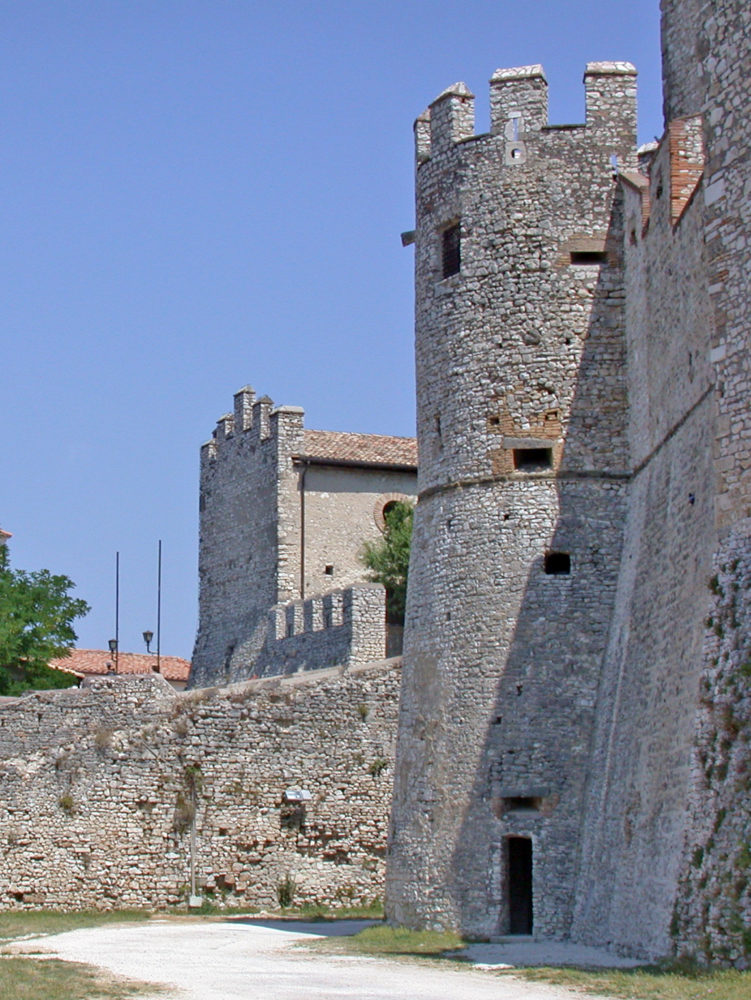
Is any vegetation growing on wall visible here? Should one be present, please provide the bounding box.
[673,551,751,965]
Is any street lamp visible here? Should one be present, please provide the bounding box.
[143,630,160,673]
[108,637,118,673]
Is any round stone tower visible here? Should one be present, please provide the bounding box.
[387,63,638,939]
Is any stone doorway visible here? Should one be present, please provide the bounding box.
[507,836,533,934]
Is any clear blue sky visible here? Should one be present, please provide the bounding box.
[2,0,664,660]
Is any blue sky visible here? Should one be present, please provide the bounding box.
[2,0,664,660]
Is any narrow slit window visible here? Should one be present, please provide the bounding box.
[544,552,571,575]
[513,448,552,471]
[570,250,606,265]
[442,223,461,278]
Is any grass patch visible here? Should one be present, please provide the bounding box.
[0,910,150,943]
[0,956,154,999]
[516,963,751,999]
[285,899,385,921]
[319,923,467,956]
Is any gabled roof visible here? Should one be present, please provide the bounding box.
[49,649,191,683]
[300,430,417,470]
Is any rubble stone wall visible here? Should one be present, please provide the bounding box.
[387,63,638,940]
[0,662,400,912]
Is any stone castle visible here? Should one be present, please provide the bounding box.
[190,387,416,686]
[387,0,750,963]
[0,0,748,967]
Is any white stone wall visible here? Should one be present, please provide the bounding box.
[389,1,751,962]
[0,662,400,912]
[387,62,637,940]
[191,387,416,688]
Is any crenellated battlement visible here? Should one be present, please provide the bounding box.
[260,583,386,676]
[200,386,305,466]
[415,61,637,165]
[490,64,548,134]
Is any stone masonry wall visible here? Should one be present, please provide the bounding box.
[254,583,387,677]
[662,0,751,965]
[191,389,304,687]
[387,64,638,940]
[672,536,751,964]
[191,386,416,688]
[0,662,400,911]
[570,0,751,963]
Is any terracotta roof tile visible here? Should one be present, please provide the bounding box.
[301,430,417,468]
[49,649,190,682]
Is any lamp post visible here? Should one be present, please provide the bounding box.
[112,551,120,673]
[142,629,159,673]
[108,637,118,673]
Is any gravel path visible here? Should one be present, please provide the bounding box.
[11,918,623,999]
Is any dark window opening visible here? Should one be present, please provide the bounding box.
[381,501,398,522]
[507,837,533,935]
[513,448,552,471]
[570,250,607,265]
[488,415,501,427]
[442,223,461,278]
[286,620,295,638]
[503,796,542,813]
[544,552,571,575]
[324,564,334,575]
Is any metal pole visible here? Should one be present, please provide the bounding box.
[115,551,120,673]
[156,540,162,674]
[190,804,196,899]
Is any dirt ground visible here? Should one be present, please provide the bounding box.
[7,917,639,999]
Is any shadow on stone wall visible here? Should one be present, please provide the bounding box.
[448,188,633,940]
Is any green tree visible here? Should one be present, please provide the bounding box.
[361,501,414,625]
[0,547,90,696]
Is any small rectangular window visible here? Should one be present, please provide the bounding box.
[570,250,606,265]
[513,448,552,471]
[503,796,542,813]
[442,223,461,278]
[544,552,571,575]
[324,564,334,575]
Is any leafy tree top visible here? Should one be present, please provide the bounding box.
[0,546,90,696]
[361,500,413,625]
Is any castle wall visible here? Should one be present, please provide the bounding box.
[255,583,388,676]
[571,162,716,955]
[571,0,751,963]
[660,0,710,121]
[191,387,416,688]
[662,0,751,963]
[191,389,304,687]
[387,64,638,939]
[0,663,399,911]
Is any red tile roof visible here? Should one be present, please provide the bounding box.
[301,430,417,469]
[49,649,190,683]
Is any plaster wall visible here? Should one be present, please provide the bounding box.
[302,465,416,599]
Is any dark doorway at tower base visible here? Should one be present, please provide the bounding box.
[507,836,533,934]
